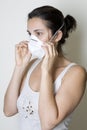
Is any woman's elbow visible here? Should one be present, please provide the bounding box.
[3,110,12,117]
[3,106,17,117]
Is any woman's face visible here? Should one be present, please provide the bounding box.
[27,17,52,43]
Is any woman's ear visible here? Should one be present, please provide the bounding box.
[54,31,63,43]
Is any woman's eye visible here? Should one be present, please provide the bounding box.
[36,32,42,36]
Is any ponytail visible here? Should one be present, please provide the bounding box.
[58,15,77,45]
[64,15,77,38]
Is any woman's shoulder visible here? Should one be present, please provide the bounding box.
[63,62,87,84]
[70,63,86,76]
[61,57,86,81]
[65,57,86,75]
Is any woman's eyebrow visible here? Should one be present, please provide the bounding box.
[34,29,44,32]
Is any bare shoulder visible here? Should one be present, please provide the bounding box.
[62,64,87,91]
[68,64,86,80]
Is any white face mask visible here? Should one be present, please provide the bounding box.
[28,35,45,59]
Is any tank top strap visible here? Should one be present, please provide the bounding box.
[58,63,76,80]
[54,63,77,93]
[54,63,77,86]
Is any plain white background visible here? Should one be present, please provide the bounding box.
[0,0,87,130]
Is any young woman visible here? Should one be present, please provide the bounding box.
[4,5,86,130]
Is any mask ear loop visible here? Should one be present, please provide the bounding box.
[49,22,64,42]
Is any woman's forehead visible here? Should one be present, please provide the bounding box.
[27,17,48,30]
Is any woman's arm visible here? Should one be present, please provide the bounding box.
[3,41,31,116]
[4,66,25,116]
[39,65,86,130]
[39,44,86,130]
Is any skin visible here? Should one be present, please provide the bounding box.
[4,17,86,130]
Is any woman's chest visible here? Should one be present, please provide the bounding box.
[28,65,64,92]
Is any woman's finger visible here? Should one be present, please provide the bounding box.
[19,43,28,48]
[43,42,54,56]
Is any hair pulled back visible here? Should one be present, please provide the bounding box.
[28,5,77,53]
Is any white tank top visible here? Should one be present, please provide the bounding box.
[17,59,76,130]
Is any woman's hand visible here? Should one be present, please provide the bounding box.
[41,42,58,74]
[15,41,32,68]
